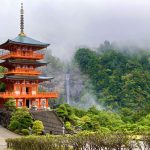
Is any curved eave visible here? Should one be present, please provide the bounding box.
[0,40,50,50]
[0,60,48,67]
[1,75,53,82]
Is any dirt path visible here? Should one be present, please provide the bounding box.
[0,125,20,150]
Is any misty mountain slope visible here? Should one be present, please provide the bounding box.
[42,51,95,108]
[40,52,91,108]
[75,47,150,122]
[65,63,99,108]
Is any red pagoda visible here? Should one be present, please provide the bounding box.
[0,3,58,109]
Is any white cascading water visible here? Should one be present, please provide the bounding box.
[66,73,70,105]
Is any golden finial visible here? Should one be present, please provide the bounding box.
[19,3,26,36]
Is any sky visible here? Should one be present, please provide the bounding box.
[0,0,150,60]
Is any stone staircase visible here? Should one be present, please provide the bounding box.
[30,110,64,135]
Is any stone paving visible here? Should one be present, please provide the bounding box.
[0,125,20,150]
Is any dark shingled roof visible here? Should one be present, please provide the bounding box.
[0,60,48,67]
[0,35,49,49]
[2,75,53,81]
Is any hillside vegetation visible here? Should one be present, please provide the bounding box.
[75,47,150,122]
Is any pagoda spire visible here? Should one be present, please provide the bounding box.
[19,3,26,36]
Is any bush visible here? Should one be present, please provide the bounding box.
[7,131,147,150]
[9,108,33,131]
[4,99,16,111]
[14,129,20,134]
[21,129,30,135]
[32,120,44,135]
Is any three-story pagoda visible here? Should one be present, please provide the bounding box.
[0,3,58,109]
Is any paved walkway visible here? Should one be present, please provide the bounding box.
[0,125,21,150]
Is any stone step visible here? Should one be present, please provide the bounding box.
[30,110,64,134]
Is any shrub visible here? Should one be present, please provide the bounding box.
[6,131,145,150]
[32,120,44,135]
[21,129,30,135]
[9,108,33,131]
[9,120,20,131]
[4,99,16,111]
[65,121,71,130]
[14,129,20,134]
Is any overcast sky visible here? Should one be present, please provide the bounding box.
[0,0,150,60]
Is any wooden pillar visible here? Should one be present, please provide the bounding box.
[16,99,18,108]
[46,98,48,108]
[23,99,26,107]
[38,99,41,109]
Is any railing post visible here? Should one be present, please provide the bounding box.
[23,99,26,107]
[38,99,41,109]
[46,98,48,108]
[16,99,18,107]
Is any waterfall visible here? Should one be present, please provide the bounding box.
[66,73,70,105]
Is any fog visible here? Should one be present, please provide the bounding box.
[0,0,150,60]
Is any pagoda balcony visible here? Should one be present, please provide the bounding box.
[5,68,41,75]
[0,92,58,99]
[0,52,44,60]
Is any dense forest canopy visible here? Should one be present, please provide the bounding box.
[74,45,150,122]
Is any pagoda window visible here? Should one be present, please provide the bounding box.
[23,51,26,56]
[16,86,20,91]
[30,66,33,69]
[32,87,36,95]
[22,87,26,94]
[18,100,23,107]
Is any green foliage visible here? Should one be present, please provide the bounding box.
[32,120,44,135]
[9,108,33,131]
[4,99,16,111]
[7,131,150,150]
[56,104,75,123]
[0,82,5,92]
[75,48,150,122]
[21,129,30,135]
[57,104,124,132]
[138,114,150,126]
[0,66,6,92]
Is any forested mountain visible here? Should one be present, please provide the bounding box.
[75,47,150,122]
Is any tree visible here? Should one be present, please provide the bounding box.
[32,120,44,135]
[9,108,33,131]
[75,47,150,122]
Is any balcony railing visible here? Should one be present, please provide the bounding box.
[5,68,41,75]
[0,92,58,99]
[0,53,44,60]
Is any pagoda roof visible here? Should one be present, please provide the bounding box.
[0,59,48,67]
[0,35,50,50]
[1,75,53,82]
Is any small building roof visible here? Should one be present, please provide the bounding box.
[0,35,50,50]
